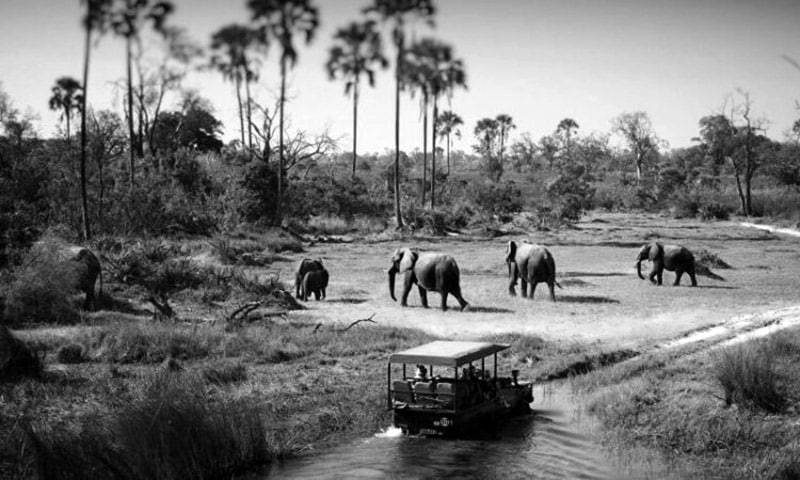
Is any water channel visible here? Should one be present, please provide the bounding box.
[264,382,673,479]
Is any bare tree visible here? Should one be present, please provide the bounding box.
[611,111,661,183]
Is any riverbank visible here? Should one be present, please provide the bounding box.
[575,318,800,479]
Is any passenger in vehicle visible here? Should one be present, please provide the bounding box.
[414,365,428,382]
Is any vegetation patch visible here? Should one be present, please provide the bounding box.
[0,325,42,381]
[576,327,800,479]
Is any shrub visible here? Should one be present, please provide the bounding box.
[713,341,784,412]
[56,343,85,364]
[695,249,732,269]
[0,325,42,381]
[3,248,80,326]
[671,189,734,220]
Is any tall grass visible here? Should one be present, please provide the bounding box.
[713,340,785,412]
[27,374,268,480]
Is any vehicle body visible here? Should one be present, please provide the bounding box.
[387,341,533,436]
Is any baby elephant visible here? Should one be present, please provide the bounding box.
[294,258,325,299]
[301,268,329,301]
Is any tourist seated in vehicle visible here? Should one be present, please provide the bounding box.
[414,365,428,382]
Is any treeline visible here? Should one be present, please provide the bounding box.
[1,0,800,268]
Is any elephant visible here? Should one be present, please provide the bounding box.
[387,248,468,311]
[505,240,559,301]
[301,268,329,301]
[47,245,101,310]
[636,242,697,286]
[294,258,324,299]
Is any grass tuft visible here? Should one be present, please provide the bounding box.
[0,325,42,381]
[713,341,785,412]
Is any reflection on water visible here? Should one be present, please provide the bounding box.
[265,383,672,479]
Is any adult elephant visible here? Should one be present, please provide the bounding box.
[44,244,101,310]
[505,240,559,301]
[636,242,697,286]
[301,268,329,301]
[387,248,468,311]
[294,258,324,299]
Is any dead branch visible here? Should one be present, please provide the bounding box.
[228,300,265,323]
[342,313,377,332]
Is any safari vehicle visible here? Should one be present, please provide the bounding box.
[387,341,533,436]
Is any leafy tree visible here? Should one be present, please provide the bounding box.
[210,24,263,154]
[403,39,436,205]
[435,110,462,174]
[326,20,387,178]
[249,0,320,221]
[611,111,661,183]
[364,0,436,227]
[48,77,83,142]
[110,0,174,190]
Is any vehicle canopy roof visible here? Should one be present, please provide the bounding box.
[389,341,509,368]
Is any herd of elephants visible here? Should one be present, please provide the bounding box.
[292,240,702,311]
[53,240,701,313]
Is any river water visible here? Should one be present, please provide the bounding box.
[264,383,672,479]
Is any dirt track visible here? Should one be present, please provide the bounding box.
[275,213,800,350]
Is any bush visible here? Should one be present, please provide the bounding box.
[56,344,85,364]
[0,325,43,381]
[713,341,784,412]
[546,174,594,221]
[3,248,80,326]
[671,189,734,220]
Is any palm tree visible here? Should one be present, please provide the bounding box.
[48,77,83,142]
[426,40,465,209]
[403,40,436,205]
[495,113,515,174]
[78,0,112,241]
[364,0,435,228]
[110,0,174,190]
[210,24,262,153]
[436,110,462,174]
[326,20,388,179]
[249,0,319,220]
[555,117,579,164]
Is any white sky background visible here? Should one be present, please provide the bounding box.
[0,0,798,154]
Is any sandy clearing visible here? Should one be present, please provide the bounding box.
[267,213,800,350]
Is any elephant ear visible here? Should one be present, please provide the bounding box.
[399,248,418,272]
[637,244,649,260]
[506,240,517,263]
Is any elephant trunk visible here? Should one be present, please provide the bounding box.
[636,260,645,280]
[388,264,398,302]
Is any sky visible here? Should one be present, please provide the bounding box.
[0,0,799,155]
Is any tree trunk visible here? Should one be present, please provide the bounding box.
[732,162,746,215]
[446,131,451,175]
[126,35,135,191]
[393,36,403,228]
[278,54,286,222]
[421,92,428,206]
[235,73,245,149]
[431,95,438,209]
[80,17,92,241]
[245,75,253,156]
[352,73,359,179]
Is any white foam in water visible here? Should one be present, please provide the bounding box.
[374,426,403,438]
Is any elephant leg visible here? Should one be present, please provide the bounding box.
[689,269,697,287]
[418,286,429,308]
[674,269,684,286]
[548,282,556,301]
[314,290,321,301]
[440,290,449,311]
[508,263,518,296]
[520,279,529,298]
[529,281,538,300]
[295,277,302,299]
[321,287,326,299]
[451,285,469,311]
[401,274,414,307]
